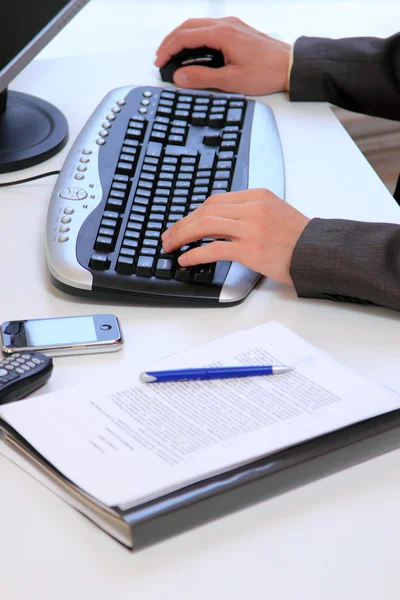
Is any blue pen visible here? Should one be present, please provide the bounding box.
[139,365,294,383]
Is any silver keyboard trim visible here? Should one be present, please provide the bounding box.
[219,101,285,303]
[46,85,137,290]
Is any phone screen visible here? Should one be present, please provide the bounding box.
[25,316,97,346]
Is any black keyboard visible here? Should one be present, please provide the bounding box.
[46,85,284,306]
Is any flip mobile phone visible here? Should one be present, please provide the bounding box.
[0,314,123,357]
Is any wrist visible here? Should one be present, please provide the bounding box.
[286,44,294,91]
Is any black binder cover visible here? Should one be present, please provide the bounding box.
[3,409,400,550]
[117,409,400,550]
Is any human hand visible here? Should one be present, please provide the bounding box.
[161,189,310,286]
[155,17,291,96]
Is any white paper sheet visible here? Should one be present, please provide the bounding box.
[1,321,399,508]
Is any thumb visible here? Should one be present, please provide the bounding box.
[173,65,235,91]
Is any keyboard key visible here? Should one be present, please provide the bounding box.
[168,135,184,145]
[203,133,221,147]
[109,189,125,199]
[150,131,167,142]
[112,181,127,191]
[147,221,163,230]
[145,230,161,240]
[114,174,129,183]
[179,165,195,173]
[153,123,168,132]
[221,141,237,152]
[229,100,245,108]
[159,99,174,108]
[131,204,147,214]
[106,198,124,212]
[178,95,193,103]
[163,156,179,165]
[98,227,115,238]
[160,91,175,100]
[212,99,228,108]
[194,97,210,106]
[103,210,120,220]
[159,172,174,181]
[194,178,210,187]
[214,170,231,180]
[123,239,140,249]
[226,108,243,125]
[157,106,172,116]
[116,256,135,274]
[156,259,174,279]
[160,164,177,173]
[125,230,141,241]
[90,254,110,270]
[218,151,235,160]
[120,247,137,257]
[155,115,170,125]
[191,112,207,126]
[194,264,215,283]
[180,156,197,165]
[101,218,118,228]
[146,142,163,157]
[142,238,158,248]
[212,180,229,190]
[144,156,159,166]
[126,128,143,140]
[216,160,233,170]
[135,256,155,277]
[148,213,164,222]
[95,236,113,252]
[208,114,225,128]
[175,266,193,282]
[176,103,191,111]
[117,161,133,173]
[198,152,216,170]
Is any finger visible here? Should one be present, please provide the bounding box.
[155,19,217,62]
[178,241,240,267]
[173,64,241,92]
[162,203,247,247]
[162,216,243,252]
[204,190,263,206]
[164,203,244,238]
[156,26,224,68]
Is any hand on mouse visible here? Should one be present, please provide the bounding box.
[155,17,291,95]
[161,189,310,286]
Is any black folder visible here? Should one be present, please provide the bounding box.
[3,408,400,550]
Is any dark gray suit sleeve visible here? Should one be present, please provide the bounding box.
[290,219,400,311]
[289,34,400,120]
[287,34,400,311]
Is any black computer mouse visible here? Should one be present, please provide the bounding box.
[160,46,225,83]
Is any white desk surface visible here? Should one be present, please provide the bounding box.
[1,2,400,599]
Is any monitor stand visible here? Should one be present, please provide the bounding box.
[0,88,68,174]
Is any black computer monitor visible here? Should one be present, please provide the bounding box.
[0,0,91,174]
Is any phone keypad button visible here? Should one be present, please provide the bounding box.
[21,365,30,372]
[32,358,42,365]
[21,354,31,359]
[16,368,24,374]
[26,361,36,368]
[0,368,8,377]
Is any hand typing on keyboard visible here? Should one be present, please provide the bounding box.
[161,189,310,287]
[157,16,309,288]
[155,17,291,96]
